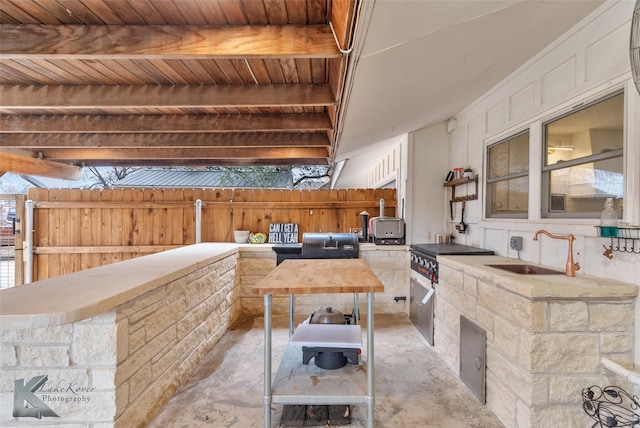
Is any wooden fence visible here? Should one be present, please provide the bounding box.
[25,187,397,282]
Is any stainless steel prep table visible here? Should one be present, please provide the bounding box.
[252,258,385,428]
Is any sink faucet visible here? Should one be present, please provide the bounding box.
[533,230,580,277]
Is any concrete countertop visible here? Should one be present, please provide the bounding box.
[438,255,638,300]
[0,243,240,330]
[0,242,407,330]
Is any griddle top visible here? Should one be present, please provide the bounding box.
[410,243,494,257]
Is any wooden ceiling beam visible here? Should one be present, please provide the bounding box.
[0,84,335,110]
[0,25,341,59]
[331,0,358,50]
[0,150,83,180]
[30,147,330,160]
[1,132,331,148]
[0,113,332,133]
[80,158,329,167]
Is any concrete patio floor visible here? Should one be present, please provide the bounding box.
[148,313,504,427]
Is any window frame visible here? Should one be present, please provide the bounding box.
[485,129,530,219]
[541,90,624,219]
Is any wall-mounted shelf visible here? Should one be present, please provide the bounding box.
[443,176,478,202]
[595,226,640,256]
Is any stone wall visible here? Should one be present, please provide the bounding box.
[239,245,409,318]
[0,315,117,423]
[0,253,241,427]
[434,262,635,428]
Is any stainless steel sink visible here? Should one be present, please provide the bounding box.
[486,264,564,275]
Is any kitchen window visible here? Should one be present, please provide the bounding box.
[541,91,624,218]
[486,130,529,218]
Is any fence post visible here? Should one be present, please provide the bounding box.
[24,200,34,284]
[195,199,202,244]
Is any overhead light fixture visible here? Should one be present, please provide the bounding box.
[547,140,574,154]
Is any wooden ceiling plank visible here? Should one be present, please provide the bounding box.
[0,113,332,133]
[193,59,230,85]
[312,57,327,83]
[284,0,307,24]
[231,58,260,84]
[179,59,220,84]
[0,150,84,180]
[280,58,299,84]
[123,1,166,25]
[100,1,148,25]
[217,0,248,25]
[87,59,149,85]
[174,1,211,25]
[263,58,287,84]
[0,60,56,84]
[147,0,187,25]
[50,0,104,24]
[245,58,272,84]
[1,132,331,148]
[28,0,86,24]
[0,84,335,109]
[241,0,269,25]
[66,59,123,84]
[150,59,194,85]
[216,59,247,85]
[77,0,126,24]
[128,59,170,84]
[37,146,329,160]
[11,58,83,84]
[295,58,313,83]
[0,0,47,24]
[191,1,228,25]
[0,25,341,59]
[264,0,288,25]
[307,0,328,24]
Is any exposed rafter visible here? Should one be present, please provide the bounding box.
[0,25,341,59]
[0,0,358,178]
[0,151,83,180]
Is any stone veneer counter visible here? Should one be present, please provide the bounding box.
[0,243,240,329]
[439,255,638,300]
[434,254,638,428]
[1,243,243,427]
[1,242,408,427]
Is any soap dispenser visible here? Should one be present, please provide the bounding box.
[600,197,618,237]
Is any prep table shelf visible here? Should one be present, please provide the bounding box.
[272,345,367,405]
[252,259,384,428]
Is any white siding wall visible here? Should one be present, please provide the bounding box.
[442,1,640,360]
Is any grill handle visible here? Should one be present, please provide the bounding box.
[322,239,339,250]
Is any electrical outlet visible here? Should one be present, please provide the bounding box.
[510,236,523,251]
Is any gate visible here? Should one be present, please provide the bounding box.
[0,194,25,288]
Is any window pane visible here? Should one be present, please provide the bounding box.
[545,93,623,166]
[488,176,529,215]
[488,132,529,179]
[548,158,623,215]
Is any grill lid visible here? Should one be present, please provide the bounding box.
[301,232,359,259]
